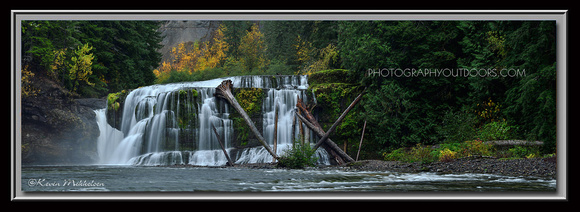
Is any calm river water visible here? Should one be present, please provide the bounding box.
[21,165,556,192]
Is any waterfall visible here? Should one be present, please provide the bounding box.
[94,75,329,166]
[95,109,125,164]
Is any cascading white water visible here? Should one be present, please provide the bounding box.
[95,75,329,166]
[95,109,125,164]
[196,88,231,150]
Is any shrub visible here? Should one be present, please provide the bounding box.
[410,144,438,163]
[477,120,514,141]
[438,148,458,162]
[383,144,438,163]
[107,90,127,111]
[508,146,540,158]
[277,142,317,169]
[463,139,493,156]
[384,140,495,163]
[383,148,407,161]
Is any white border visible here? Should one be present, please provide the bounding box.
[11,10,567,201]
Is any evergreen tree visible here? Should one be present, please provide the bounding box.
[22,20,163,97]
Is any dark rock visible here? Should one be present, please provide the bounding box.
[340,158,556,180]
[21,76,103,165]
[75,98,106,110]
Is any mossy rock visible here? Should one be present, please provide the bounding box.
[106,90,129,130]
[230,88,265,148]
[233,88,264,117]
[106,90,129,111]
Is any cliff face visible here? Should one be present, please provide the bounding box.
[157,20,221,63]
[21,74,106,164]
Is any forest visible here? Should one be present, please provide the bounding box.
[21,20,557,159]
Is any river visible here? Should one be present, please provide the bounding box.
[21,165,556,192]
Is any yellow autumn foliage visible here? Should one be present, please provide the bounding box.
[21,64,38,97]
[154,24,230,81]
[238,24,267,72]
[68,44,94,92]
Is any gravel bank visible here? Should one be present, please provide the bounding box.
[343,157,557,179]
[167,157,557,180]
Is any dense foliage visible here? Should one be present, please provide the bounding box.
[335,21,557,155]
[153,21,342,84]
[22,20,162,97]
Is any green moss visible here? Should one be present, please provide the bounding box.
[234,88,264,117]
[231,88,264,147]
[178,88,198,98]
[309,83,360,119]
[308,76,364,157]
[172,89,198,146]
[106,90,128,111]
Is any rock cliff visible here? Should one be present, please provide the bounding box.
[21,75,106,164]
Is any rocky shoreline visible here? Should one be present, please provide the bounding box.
[343,157,557,179]
[168,156,557,180]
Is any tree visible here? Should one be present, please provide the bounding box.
[238,24,267,73]
[22,20,163,97]
[153,24,230,83]
[338,21,396,85]
[198,24,229,71]
[502,21,557,153]
[263,21,307,70]
[68,43,95,93]
[362,81,420,150]
[221,21,253,60]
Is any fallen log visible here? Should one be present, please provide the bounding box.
[296,97,349,164]
[214,80,277,159]
[211,123,234,166]
[483,140,544,146]
[295,111,352,163]
[296,97,316,123]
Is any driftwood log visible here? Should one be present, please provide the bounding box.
[483,140,544,146]
[214,80,278,159]
[356,120,367,161]
[296,98,348,164]
[296,97,351,164]
[294,89,365,164]
[295,111,353,164]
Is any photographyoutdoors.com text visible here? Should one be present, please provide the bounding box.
[368,67,526,78]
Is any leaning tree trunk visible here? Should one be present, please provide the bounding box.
[295,111,353,163]
[296,98,350,164]
[312,90,365,151]
[211,123,234,166]
[214,80,278,159]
